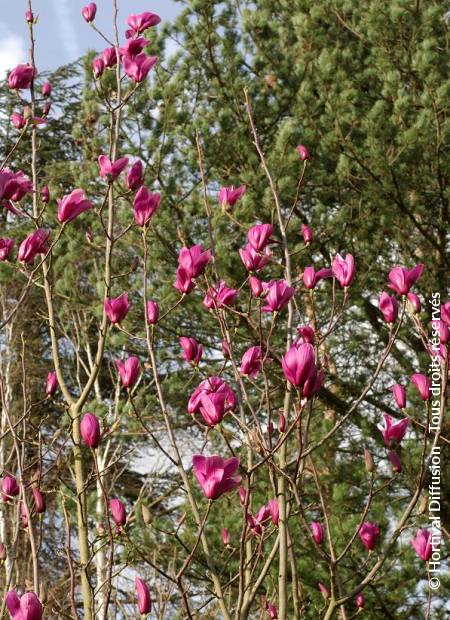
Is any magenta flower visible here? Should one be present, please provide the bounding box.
[102,47,117,69]
[438,319,450,344]
[281,343,322,398]
[222,340,231,358]
[98,155,129,180]
[178,244,211,279]
[297,326,315,344]
[199,392,227,426]
[249,276,268,297]
[0,168,33,215]
[406,292,421,313]
[411,373,431,401]
[355,593,365,609]
[311,521,324,545]
[379,292,398,324]
[126,160,144,191]
[57,188,92,224]
[301,223,313,244]
[204,280,238,309]
[392,384,406,409]
[41,82,52,97]
[45,371,57,397]
[219,184,246,208]
[192,454,241,500]
[267,498,279,526]
[146,300,159,324]
[120,37,150,59]
[261,279,295,312]
[358,522,380,551]
[104,293,130,324]
[411,529,432,561]
[80,413,101,448]
[92,57,104,79]
[41,186,50,203]
[26,10,34,23]
[296,144,310,161]
[135,577,151,614]
[82,2,97,22]
[33,488,46,514]
[247,223,273,252]
[302,266,332,290]
[332,253,355,288]
[18,229,50,264]
[19,501,28,528]
[11,113,26,129]
[388,451,402,473]
[180,337,203,365]
[267,602,278,619]
[222,528,230,546]
[0,238,14,261]
[239,244,271,272]
[318,582,329,600]
[382,414,409,447]
[8,64,35,90]
[173,267,195,295]
[2,475,19,502]
[6,591,42,620]
[116,356,140,389]
[133,187,160,226]
[240,346,262,378]
[188,377,236,415]
[278,412,286,432]
[388,264,424,295]
[127,12,161,34]
[109,498,126,527]
[123,54,158,83]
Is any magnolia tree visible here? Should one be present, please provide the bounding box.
[0,2,448,619]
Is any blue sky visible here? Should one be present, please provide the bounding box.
[0,0,180,77]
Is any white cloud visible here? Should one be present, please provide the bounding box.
[50,0,80,60]
[0,32,26,79]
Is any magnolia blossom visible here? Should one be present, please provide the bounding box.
[123,54,158,83]
[388,451,402,473]
[98,155,129,180]
[332,253,355,288]
[188,377,236,415]
[302,266,332,290]
[11,112,26,129]
[0,238,14,261]
[411,373,431,401]
[247,223,273,251]
[127,11,161,34]
[92,57,104,79]
[239,244,271,272]
[109,498,126,527]
[281,342,323,398]
[392,384,406,409]
[82,3,97,22]
[18,229,50,264]
[192,454,241,500]
[296,144,310,160]
[6,591,42,620]
[261,279,295,312]
[45,371,57,397]
[355,593,365,609]
[180,337,203,364]
[0,168,33,215]
[297,326,315,344]
[199,392,228,426]
[133,187,160,226]
[2,475,19,502]
[178,244,211,279]
[116,356,140,389]
[266,602,278,619]
[219,184,246,207]
[41,186,50,203]
[406,292,421,313]
[126,160,144,190]
[8,64,35,89]
[388,264,424,295]
[249,276,268,297]
[42,82,52,97]
[311,521,324,545]
[222,528,230,546]
[104,293,130,324]
[381,414,409,447]
[204,281,238,309]
[135,577,151,614]
[240,346,262,378]
[146,300,159,324]
[379,292,398,323]
[301,223,313,244]
[359,521,380,551]
[411,529,432,561]
[57,189,92,223]
[80,413,101,448]
[33,488,46,514]
[120,37,150,59]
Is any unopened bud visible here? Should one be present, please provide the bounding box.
[418,495,428,515]
[364,448,375,473]
[141,504,151,525]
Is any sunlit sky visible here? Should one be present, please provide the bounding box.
[0,0,180,77]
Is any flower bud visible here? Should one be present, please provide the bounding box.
[141,504,151,525]
[296,144,310,161]
[146,300,159,324]
[278,412,286,433]
[222,527,230,546]
[364,448,375,473]
[80,412,101,448]
[33,488,46,514]
[41,186,50,203]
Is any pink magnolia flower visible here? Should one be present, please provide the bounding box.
[104,293,130,324]
[146,300,159,324]
[222,528,230,546]
[204,281,238,309]
[2,475,19,502]
[18,229,50,264]
[180,337,203,364]
[33,488,46,514]
[382,414,409,447]
[219,185,246,208]
[297,326,315,344]
[173,267,195,295]
[199,392,227,426]
[42,82,52,97]
[126,160,144,190]
[133,187,160,226]
[98,155,129,180]
[102,47,117,69]
[116,356,140,389]
[120,37,150,59]
[311,521,324,545]
[109,498,126,527]
[332,253,355,288]
[135,577,151,614]
[240,346,262,378]
[318,582,329,600]
[247,223,273,252]
[45,371,57,397]
[41,186,50,203]
[392,384,406,409]
[188,377,236,415]
[11,113,26,129]
[411,373,431,401]
[281,342,316,388]
[238,486,247,506]
[379,292,398,324]
[261,279,295,312]
[296,144,310,161]
[239,244,271,272]
[355,593,365,609]
[6,591,42,620]
[80,413,101,448]
[266,601,278,619]
[388,264,424,295]
[301,223,313,244]
[0,168,33,215]
[222,339,231,358]
[26,10,34,23]
[406,292,421,313]
[411,529,432,561]
[0,238,14,261]
[438,319,450,344]
[127,12,161,34]
[123,54,158,83]
[302,266,332,290]
[92,57,104,79]
[388,451,402,473]
[249,276,268,297]
[267,498,279,525]
[8,64,35,90]
[359,522,380,551]
[57,188,92,223]
[278,412,286,432]
[178,244,211,279]
[192,454,241,500]
[82,3,97,23]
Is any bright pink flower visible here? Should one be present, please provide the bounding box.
[45,371,57,397]
[219,185,246,207]
[0,238,14,261]
[188,377,236,414]
[406,292,421,313]
[18,229,50,264]
[222,528,230,545]
[2,475,19,502]
[238,486,247,506]
[41,186,50,203]
[278,412,286,432]
[178,244,211,279]
[296,144,310,161]
[382,414,409,447]
[302,266,332,290]
[411,529,432,561]
[388,264,424,295]
[204,281,238,309]
[82,3,97,23]
[33,488,46,514]
[240,346,262,378]
[180,337,203,364]
[42,82,52,97]
[8,64,35,90]
[249,276,268,297]
[359,522,380,551]
[247,223,273,251]
[438,319,450,344]
[104,293,130,324]
[102,47,117,68]
[199,392,227,426]
[0,168,33,215]
[98,155,128,180]
[80,413,101,448]
[311,521,324,545]
[6,590,42,620]
[123,54,158,83]
[297,326,315,344]
[26,10,34,23]
[355,593,365,609]
[173,267,195,294]
[120,37,150,59]
[11,113,26,129]
[57,188,92,223]
[192,454,241,500]
[109,498,126,526]
[388,451,402,473]
[379,292,398,324]
[133,187,160,226]
[239,243,271,272]
[127,12,161,34]
[92,57,104,78]
[318,583,329,600]
[332,253,355,288]
[126,160,144,190]
[266,602,278,619]
[261,279,295,312]
[392,384,406,409]
[281,343,321,396]
[146,300,159,324]
[411,373,431,401]
[20,501,28,528]
[135,577,151,614]
[301,223,313,244]
[116,356,140,389]
[267,498,279,525]
[42,102,51,116]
